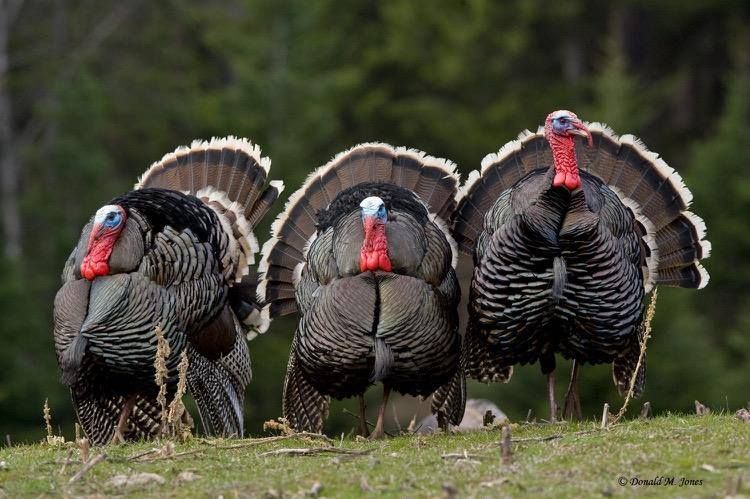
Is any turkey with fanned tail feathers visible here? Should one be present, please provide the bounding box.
[259,143,465,437]
[453,110,710,421]
[53,137,283,444]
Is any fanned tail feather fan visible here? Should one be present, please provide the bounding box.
[453,124,710,292]
[136,136,283,335]
[258,142,460,333]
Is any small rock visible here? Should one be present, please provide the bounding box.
[108,472,166,488]
[108,475,129,487]
[700,464,717,473]
[735,408,750,423]
[0,461,8,471]
[480,478,508,488]
[419,399,507,434]
[265,489,281,498]
[128,473,166,487]
[309,481,323,496]
[176,471,199,483]
[453,458,480,470]
[442,482,458,498]
[360,477,373,492]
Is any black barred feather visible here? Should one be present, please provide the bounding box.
[612,325,647,399]
[54,137,281,443]
[71,387,163,445]
[431,365,467,429]
[282,338,330,433]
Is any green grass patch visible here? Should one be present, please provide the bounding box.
[0,414,748,498]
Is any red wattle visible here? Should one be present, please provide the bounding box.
[360,216,392,273]
[80,224,119,280]
[553,171,566,188]
[378,253,392,272]
[564,171,581,190]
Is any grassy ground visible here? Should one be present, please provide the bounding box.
[0,414,748,498]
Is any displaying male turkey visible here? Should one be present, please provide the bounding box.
[453,110,710,421]
[259,143,465,437]
[53,137,283,444]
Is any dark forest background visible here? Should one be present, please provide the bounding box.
[1,0,748,442]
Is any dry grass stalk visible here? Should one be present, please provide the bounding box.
[611,288,658,424]
[501,425,512,465]
[600,403,610,429]
[43,399,64,446]
[639,402,652,419]
[74,423,81,442]
[406,413,417,433]
[43,399,53,439]
[78,437,90,463]
[263,417,294,436]
[68,453,106,483]
[167,350,189,439]
[153,324,171,433]
[59,448,74,475]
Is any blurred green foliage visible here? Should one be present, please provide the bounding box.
[0,0,747,442]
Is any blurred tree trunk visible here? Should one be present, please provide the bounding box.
[0,0,23,260]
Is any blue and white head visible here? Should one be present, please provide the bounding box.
[359,196,387,222]
[93,204,125,230]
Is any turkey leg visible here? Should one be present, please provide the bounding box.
[369,385,391,439]
[111,395,136,444]
[547,372,557,423]
[562,360,583,420]
[358,394,370,437]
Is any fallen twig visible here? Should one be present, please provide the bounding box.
[127,448,160,461]
[130,432,336,461]
[441,452,484,460]
[137,448,203,462]
[59,448,74,475]
[511,429,599,443]
[211,432,334,449]
[68,453,106,483]
[259,447,371,457]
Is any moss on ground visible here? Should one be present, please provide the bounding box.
[0,414,748,498]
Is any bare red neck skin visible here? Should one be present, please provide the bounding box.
[360,216,392,272]
[80,225,123,280]
[546,128,581,191]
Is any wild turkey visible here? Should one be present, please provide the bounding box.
[259,143,465,437]
[453,110,710,421]
[53,137,283,444]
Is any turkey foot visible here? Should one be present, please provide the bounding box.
[369,386,391,440]
[562,360,582,421]
[111,395,136,444]
[358,394,370,438]
[547,372,557,423]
